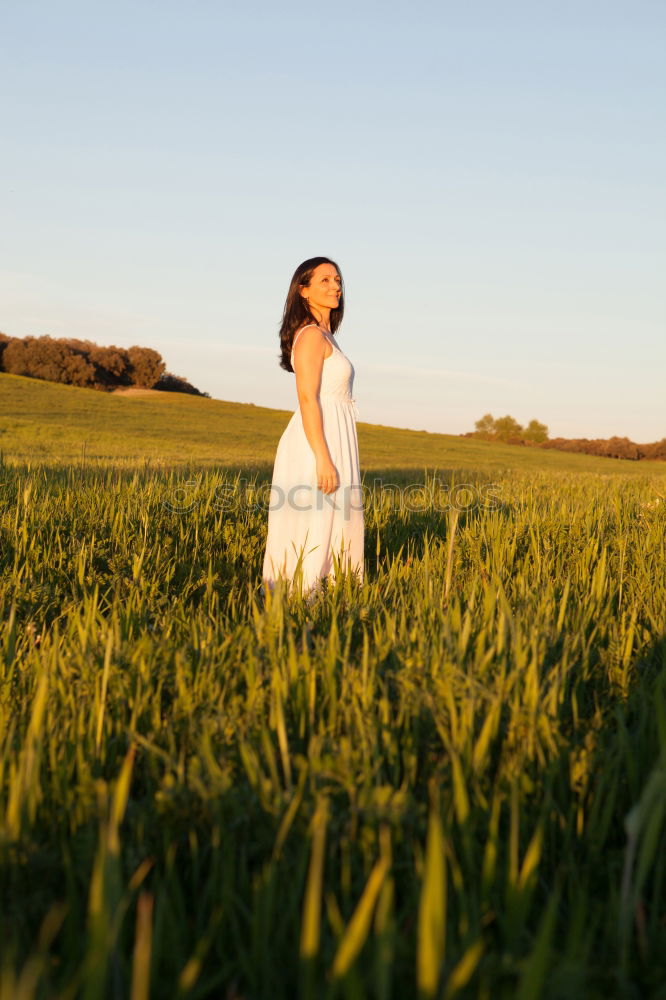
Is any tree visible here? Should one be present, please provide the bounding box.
[3,335,95,386]
[63,352,97,387]
[0,332,9,369]
[87,344,132,387]
[127,346,166,388]
[474,413,496,438]
[0,332,208,395]
[2,338,31,375]
[493,415,523,442]
[155,372,209,396]
[523,419,549,443]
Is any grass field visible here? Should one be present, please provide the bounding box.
[1,371,661,475]
[1,373,666,998]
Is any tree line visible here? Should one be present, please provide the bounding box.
[471,412,549,443]
[465,412,666,461]
[0,332,209,396]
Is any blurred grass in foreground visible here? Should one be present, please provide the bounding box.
[1,453,666,997]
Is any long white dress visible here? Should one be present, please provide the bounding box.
[262,324,364,596]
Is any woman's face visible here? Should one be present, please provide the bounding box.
[300,263,342,318]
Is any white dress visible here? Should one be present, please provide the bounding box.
[262,323,364,596]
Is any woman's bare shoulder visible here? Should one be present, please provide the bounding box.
[293,324,326,347]
[292,324,331,360]
[295,322,324,338]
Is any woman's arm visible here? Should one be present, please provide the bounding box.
[292,328,338,494]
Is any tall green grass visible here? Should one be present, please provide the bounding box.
[1,458,666,998]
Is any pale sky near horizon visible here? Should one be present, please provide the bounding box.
[2,0,664,441]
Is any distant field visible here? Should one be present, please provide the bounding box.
[2,370,663,475]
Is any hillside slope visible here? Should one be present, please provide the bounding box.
[1,371,664,475]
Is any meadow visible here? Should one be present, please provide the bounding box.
[1,373,666,998]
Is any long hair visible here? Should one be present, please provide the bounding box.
[278,256,345,372]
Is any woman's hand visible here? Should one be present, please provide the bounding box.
[316,454,339,495]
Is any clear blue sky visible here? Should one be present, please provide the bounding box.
[2,0,664,440]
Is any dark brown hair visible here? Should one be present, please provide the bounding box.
[278,256,345,372]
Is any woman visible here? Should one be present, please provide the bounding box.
[262,256,364,597]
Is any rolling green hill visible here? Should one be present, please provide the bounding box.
[1,370,664,476]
